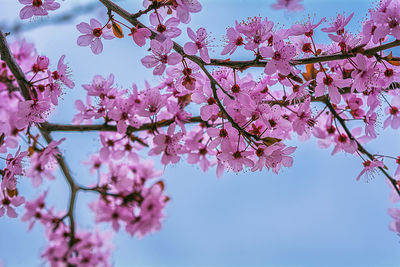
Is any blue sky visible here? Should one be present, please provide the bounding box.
[1,0,400,266]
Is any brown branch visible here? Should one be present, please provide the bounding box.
[98,0,281,145]
[207,40,400,69]
[325,101,400,197]
[0,30,31,100]
[0,29,78,248]
[41,116,206,132]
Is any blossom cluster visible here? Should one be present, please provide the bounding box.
[1,0,400,265]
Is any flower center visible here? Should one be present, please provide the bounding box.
[390,106,399,115]
[231,84,240,93]
[363,160,371,167]
[233,151,242,159]
[256,148,264,157]
[32,0,43,7]
[157,24,167,33]
[323,75,333,86]
[93,28,103,37]
[235,37,244,46]
[273,51,281,60]
[207,97,216,105]
[338,134,347,143]
[219,129,228,137]
[384,68,394,77]
[302,43,312,53]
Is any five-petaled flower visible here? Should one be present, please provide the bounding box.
[19,0,60,20]
[77,19,115,55]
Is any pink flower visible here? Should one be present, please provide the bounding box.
[321,12,354,34]
[0,194,25,218]
[149,123,185,165]
[5,147,28,175]
[260,37,296,75]
[192,89,219,121]
[271,0,304,12]
[76,19,114,55]
[292,99,313,135]
[184,27,211,63]
[175,0,202,24]
[350,54,376,92]
[331,133,357,155]
[16,99,51,129]
[371,3,400,40]
[356,159,385,181]
[384,96,400,129]
[21,191,50,230]
[19,0,60,20]
[217,144,254,173]
[149,13,181,39]
[45,70,62,105]
[141,39,182,75]
[52,55,74,88]
[289,17,325,37]
[129,26,151,47]
[314,72,352,104]
[221,27,244,55]
[364,111,377,138]
[125,184,167,238]
[236,17,274,51]
[395,157,400,178]
[32,55,49,73]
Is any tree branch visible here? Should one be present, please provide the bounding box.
[0,29,78,248]
[325,101,400,196]
[0,30,31,100]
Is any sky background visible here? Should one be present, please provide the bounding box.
[1,0,400,266]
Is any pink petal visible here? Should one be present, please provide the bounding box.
[199,48,210,63]
[77,34,93,46]
[76,22,93,34]
[183,42,198,55]
[90,38,103,54]
[90,18,102,29]
[19,6,34,19]
[167,53,182,65]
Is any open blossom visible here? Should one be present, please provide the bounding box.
[314,72,352,104]
[141,39,182,75]
[19,0,60,20]
[356,159,385,181]
[184,27,211,63]
[321,12,354,34]
[260,37,296,75]
[221,27,244,55]
[218,147,254,173]
[370,2,400,40]
[32,55,49,73]
[236,17,274,51]
[53,55,74,88]
[149,13,181,39]
[15,99,51,129]
[77,19,114,54]
[271,0,304,12]
[384,96,400,129]
[289,17,325,37]
[0,194,25,218]
[174,0,202,24]
[129,26,151,47]
[149,123,186,165]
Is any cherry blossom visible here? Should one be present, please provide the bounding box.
[271,0,304,11]
[184,27,211,63]
[19,0,60,20]
[141,39,182,75]
[77,19,115,54]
